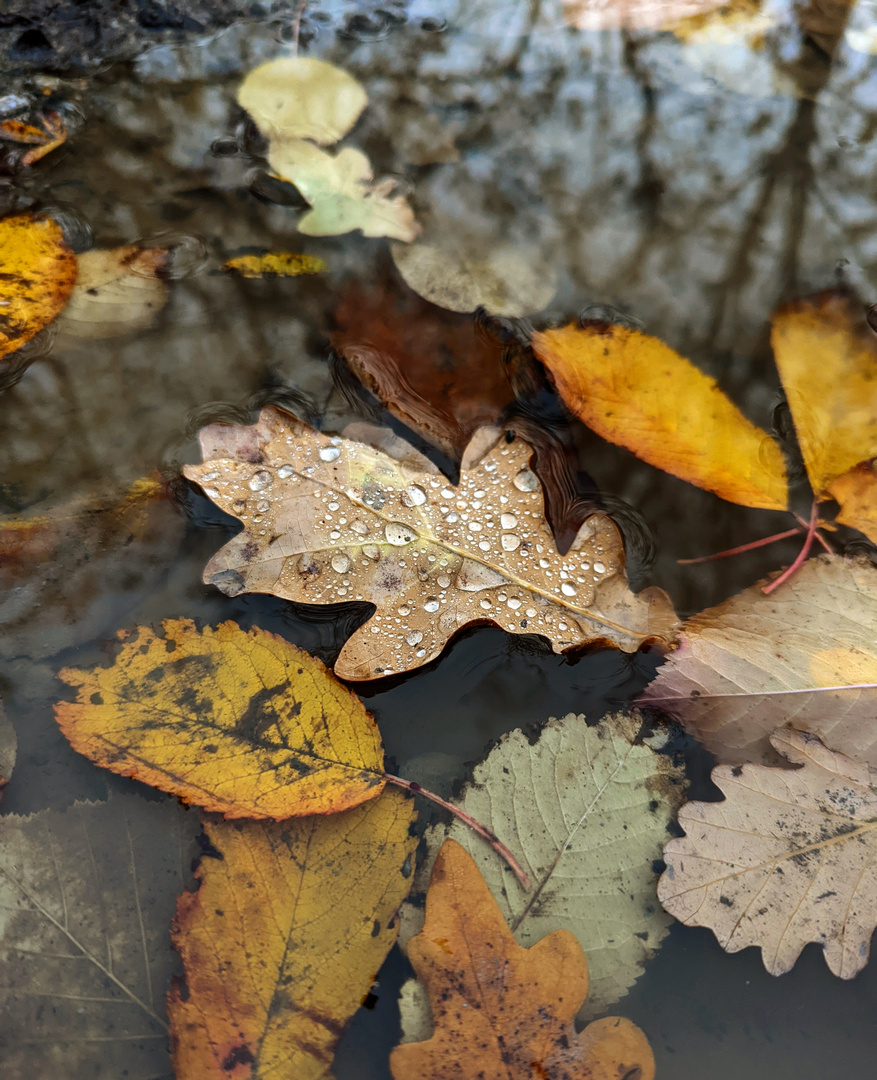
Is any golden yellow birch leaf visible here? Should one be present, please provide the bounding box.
[237,57,367,146]
[54,618,386,818]
[183,407,677,680]
[532,322,789,510]
[0,212,77,359]
[659,726,877,979]
[170,788,417,1080]
[223,251,327,278]
[57,245,169,339]
[828,459,877,545]
[640,555,877,766]
[390,839,655,1080]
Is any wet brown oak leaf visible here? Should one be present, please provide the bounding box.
[390,839,655,1080]
[184,407,677,680]
[659,726,877,978]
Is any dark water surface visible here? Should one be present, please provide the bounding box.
[2,2,877,1078]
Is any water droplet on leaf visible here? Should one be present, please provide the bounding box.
[385,521,417,545]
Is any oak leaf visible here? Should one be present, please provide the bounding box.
[640,555,877,766]
[170,788,416,1080]
[0,212,77,359]
[659,726,877,978]
[55,618,386,818]
[0,791,200,1079]
[400,711,686,1018]
[390,839,655,1080]
[57,245,169,339]
[183,407,677,679]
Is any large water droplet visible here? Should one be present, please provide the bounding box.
[319,446,341,462]
[255,499,270,513]
[507,597,522,610]
[277,464,295,478]
[385,521,417,545]
[501,533,520,551]
[500,513,518,530]
[398,603,411,616]
[406,630,423,646]
[248,470,272,491]
[538,558,550,568]
[437,574,451,589]
[403,484,427,507]
[561,582,577,596]
[331,553,351,573]
[480,599,491,609]
[526,608,537,618]
[363,544,380,560]
[351,520,368,535]
[593,561,606,574]
[513,468,538,492]
[441,488,454,499]
[468,521,482,532]
[423,597,440,613]
[445,512,459,523]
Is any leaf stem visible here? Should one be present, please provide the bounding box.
[677,527,803,565]
[762,502,819,594]
[792,510,834,554]
[291,0,307,55]
[382,773,531,890]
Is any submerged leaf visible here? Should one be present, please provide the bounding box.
[401,712,685,1017]
[58,246,169,339]
[0,213,77,359]
[660,727,877,978]
[237,57,367,146]
[532,321,789,510]
[390,839,655,1080]
[184,407,677,680]
[170,788,416,1080]
[55,619,386,817]
[0,792,200,1079]
[562,0,728,30]
[0,702,16,796]
[223,251,327,278]
[641,555,877,766]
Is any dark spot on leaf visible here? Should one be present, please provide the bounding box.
[222,1044,255,1071]
[90,692,103,705]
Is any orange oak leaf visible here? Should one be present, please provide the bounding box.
[390,838,655,1080]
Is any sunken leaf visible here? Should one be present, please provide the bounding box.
[58,246,169,339]
[170,788,416,1080]
[183,407,677,680]
[402,712,686,1016]
[640,555,877,766]
[659,726,877,978]
[0,791,200,1079]
[55,619,386,817]
[390,839,655,1080]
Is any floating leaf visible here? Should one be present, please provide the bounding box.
[659,726,877,978]
[390,839,655,1080]
[401,712,685,1017]
[829,460,877,546]
[390,239,556,316]
[0,791,200,1079]
[55,618,386,817]
[269,139,419,242]
[184,407,677,680]
[562,0,728,31]
[0,213,77,359]
[641,555,877,766]
[237,57,367,146]
[532,321,789,510]
[0,701,16,796]
[58,246,169,339]
[170,788,416,1080]
[223,251,327,278]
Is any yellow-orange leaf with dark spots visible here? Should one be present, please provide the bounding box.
[390,839,655,1080]
[170,788,417,1080]
[0,213,77,358]
[55,618,385,818]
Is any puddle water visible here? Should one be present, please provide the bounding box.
[2,1,877,1078]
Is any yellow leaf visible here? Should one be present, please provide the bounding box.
[0,213,77,359]
[55,618,386,818]
[58,245,169,339]
[532,322,789,510]
[223,251,327,278]
[562,0,728,31]
[771,291,877,497]
[390,839,655,1080]
[828,459,877,545]
[237,57,367,146]
[170,789,417,1080]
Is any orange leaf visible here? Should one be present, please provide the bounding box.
[829,459,877,545]
[170,788,417,1080]
[533,321,789,510]
[55,618,386,818]
[389,839,655,1080]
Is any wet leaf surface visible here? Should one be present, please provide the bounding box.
[223,251,327,277]
[57,245,169,340]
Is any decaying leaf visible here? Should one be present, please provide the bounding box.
[0,701,16,796]
[55,619,386,817]
[532,321,789,510]
[57,245,169,339]
[401,712,686,1017]
[641,555,877,766]
[562,0,727,31]
[170,788,416,1080]
[0,791,200,1079]
[659,726,877,978]
[237,57,368,146]
[0,212,77,360]
[269,139,419,242]
[184,407,677,680]
[223,251,327,278]
[390,839,655,1080]
[829,460,877,546]
[390,239,556,317]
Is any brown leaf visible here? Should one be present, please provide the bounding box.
[640,555,877,766]
[659,726,877,978]
[184,407,677,680]
[57,246,169,340]
[390,839,655,1080]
